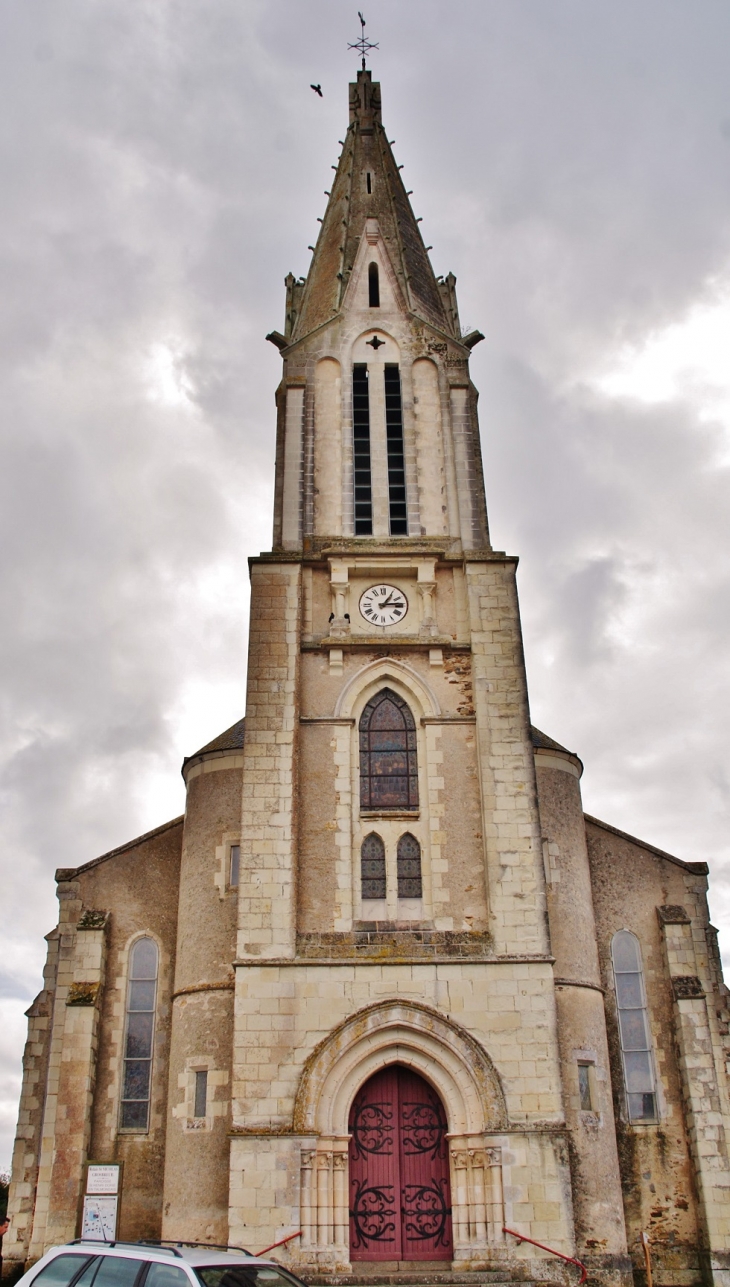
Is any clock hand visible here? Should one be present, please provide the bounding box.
[380,593,395,608]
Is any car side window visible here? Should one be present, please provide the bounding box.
[93,1259,146,1287]
[74,1260,102,1287]
[144,1267,191,1287]
[32,1257,97,1287]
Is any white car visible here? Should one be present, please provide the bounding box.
[12,1242,310,1287]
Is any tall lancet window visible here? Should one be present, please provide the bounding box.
[120,936,158,1130]
[359,688,419,811]
[361,833,386,900]
[368,261,380,307]
[384,365,407,534]
[611,930,658,1122]
[352,364,373,535]
[397,833,422,898]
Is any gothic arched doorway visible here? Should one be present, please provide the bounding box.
[348,1065,453,1261]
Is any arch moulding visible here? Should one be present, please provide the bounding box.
[333,656,441,719]
[292,999,508,1137]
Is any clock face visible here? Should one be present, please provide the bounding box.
[359,583,408,628]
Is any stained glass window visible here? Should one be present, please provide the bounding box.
[611,930,658,1122]
[361,833,386,900]
[397,833,422,899]
[359,688,419,811]
[120,936,158,1130]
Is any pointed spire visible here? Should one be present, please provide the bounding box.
[291,71,454,343]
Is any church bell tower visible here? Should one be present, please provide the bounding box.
[224,65,627,1280]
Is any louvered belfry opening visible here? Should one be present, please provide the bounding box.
[384,365,407,534]
[353,364,373,535]
[359,688,419,811]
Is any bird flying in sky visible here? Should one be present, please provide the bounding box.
[310,83,323,97]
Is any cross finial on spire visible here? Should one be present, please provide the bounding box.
[348,11,379,70]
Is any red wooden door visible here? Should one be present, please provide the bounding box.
[349,1065,452,1261]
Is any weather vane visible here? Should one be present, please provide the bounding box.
[348,11,379,70]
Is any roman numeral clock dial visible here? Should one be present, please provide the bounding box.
[359,583,408,628]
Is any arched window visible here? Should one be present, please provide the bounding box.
[120,936,158,1130]
[611,930,658,1122]
[359,688,418,811]
[368,261,380,307]
[361,833,386,900]
[397,833,422,899]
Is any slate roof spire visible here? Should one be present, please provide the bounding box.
[290,69,454,343]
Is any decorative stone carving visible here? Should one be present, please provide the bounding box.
[66,981,101,1007]
[671,975,705,1000]
[76,909,109,931]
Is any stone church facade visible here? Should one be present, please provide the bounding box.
[5,69,730,1287]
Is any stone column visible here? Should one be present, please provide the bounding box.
[658,905,730,1284]
[485,1146,505,1244]
[2,933,60,1278]
[236,560,301,962]
[316,1151,333,1248]
[300,1150,315,1249]
[281,383,305,551]
[417,581,438,637]
[332,1148,349,1250]
[29,909,109,1258]
[469,1148,488,1244]
[535,745,629,1271]
[450,1144,470,1254]
[449,385,487,551]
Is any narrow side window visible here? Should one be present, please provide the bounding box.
[368,261,380,307]
[366,171,372,194]
[578,1062,592,1111]
[229,843,240,887]
[120,937,158,1130]
[352,364,373,535]
[194,1070,208,1119]
[361,833,386,900]
[611,930,658,1122]
[384,364,407,534]
[397,833,422,898]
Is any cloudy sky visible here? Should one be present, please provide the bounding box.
[2,0,730,1171]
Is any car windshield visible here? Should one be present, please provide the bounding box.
[194,1268,302,1287]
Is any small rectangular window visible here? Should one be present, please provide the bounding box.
[194,1070,208,1119]
[578,1063,592,1111]
[230,844,240,887]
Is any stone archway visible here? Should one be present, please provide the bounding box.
[293,1001,508,1269]
[294,999,507,1136]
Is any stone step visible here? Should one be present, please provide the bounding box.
[303,1281,561,1287]
[302,1277,560,1287]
